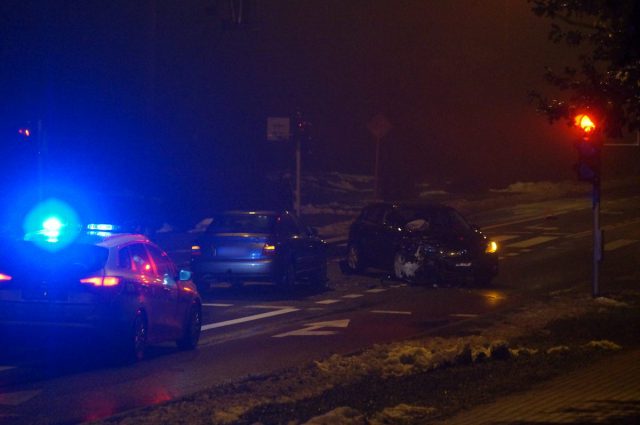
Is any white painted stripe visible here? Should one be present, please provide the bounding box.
[492,235,519,243]
[0,390,41,406]
[0,366,15,373]
[505,253,520,257]
[202,303,234,307]
[342,294,364,299]
[365,288,387,293]
[507,236,558,249]
[247,305,296,309]
[605,239,637,251]
[450,313,479,318]
[315,299,341,305]
[526,226,559,231]
[371,310,412,315]
[201,307,299,331]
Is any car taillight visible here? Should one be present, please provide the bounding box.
[80,276,121,287]
[262,243,277,256]
[0,273,12,282]
[191,245,202,257]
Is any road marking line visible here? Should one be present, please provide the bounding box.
[505,253,520,257]
[341,294,364,299]
[273,319,350,337]
[507,236,558,249]
[0,390,41,406]
[492,235,519,243]
[371,310,412,315]
[201,307,299,331]
[247,305,296,309]
[526,226,559,231]
[450,313,479,318]
[202,303,234,307]
[365,288,387,293]
[0,366,15,373]
[605,239,638,251]
[316,299,341,305]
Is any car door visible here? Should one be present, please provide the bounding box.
[292,214,325,273]
[375,207,405,268]
[356,205,386,265]
[145,244,180,337]
[277,214,309,273]
[120,243,162,336]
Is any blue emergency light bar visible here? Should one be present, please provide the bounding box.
[86,224,117,231]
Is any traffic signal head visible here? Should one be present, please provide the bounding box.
[574,114,596,136]
[571,113,600,183]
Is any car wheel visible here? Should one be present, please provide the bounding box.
[278,261,296,290]
[122,311,148,363]
[345,244,364,273]
[177,304,202,351]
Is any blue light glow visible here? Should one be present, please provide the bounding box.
[87,223,115,231]
[23,199,81,251]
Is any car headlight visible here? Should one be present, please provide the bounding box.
[485,241,498,254]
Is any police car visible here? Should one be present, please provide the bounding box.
[0,221,202,362]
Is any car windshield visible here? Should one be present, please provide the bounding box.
[0,239,108,278]
[206,214,276,234]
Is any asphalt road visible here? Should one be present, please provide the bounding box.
[1,192,639,425]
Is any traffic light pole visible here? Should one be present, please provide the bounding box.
[592,179,601,298]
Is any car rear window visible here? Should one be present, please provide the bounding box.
[206,214,276,234]
[0,239,108,278]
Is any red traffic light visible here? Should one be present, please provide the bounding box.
[574,114,596,134]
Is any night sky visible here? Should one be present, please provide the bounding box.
[1,1,632,224]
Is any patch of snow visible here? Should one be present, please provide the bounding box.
[546,345,571,355]
[302,407,366,425]
[369,404,436,425]
[301,204,360,216]
[189,218,212,233]
[155,222,175,233]
[594,297,629,308]
[585,340,622,351]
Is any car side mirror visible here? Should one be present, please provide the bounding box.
[178,269,192,281]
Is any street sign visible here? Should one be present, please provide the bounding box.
[367,113,392,140]
[267,117,291,141]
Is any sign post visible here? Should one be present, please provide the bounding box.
[367,114,392,199]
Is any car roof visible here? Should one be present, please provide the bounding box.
[366,201,451,211]
[85,232,151,248]
[214,210,289,216]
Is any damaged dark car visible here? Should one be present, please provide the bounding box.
[344,202,498,286]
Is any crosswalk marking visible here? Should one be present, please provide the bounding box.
[202,303,234,307]
[507,236,558,249]
[492,235,519,243]
[365,288,387,293]
[371,310,412,315]
[605,239,638,251]
[316,299,341,305]
[342,294,364,299]
[201,306,299,331]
